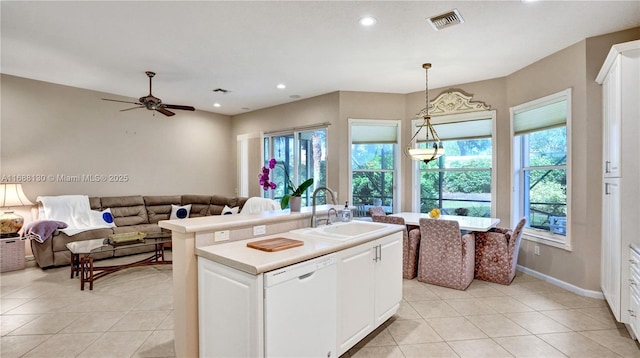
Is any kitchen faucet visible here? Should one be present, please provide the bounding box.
[311,186,337,227]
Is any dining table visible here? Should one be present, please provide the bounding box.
[389,212,500,232]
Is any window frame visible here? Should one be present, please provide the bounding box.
[262,125,328,206]
[411,110,497,215]
[510,88,572,251]
[348,118,402,214]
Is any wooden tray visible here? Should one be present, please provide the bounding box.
[246,237,304,252]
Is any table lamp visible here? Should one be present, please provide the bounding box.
[0,183,34,237]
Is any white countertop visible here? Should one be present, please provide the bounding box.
[159,204,341,234]
[195,222,403,275]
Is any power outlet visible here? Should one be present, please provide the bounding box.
[214,230,230,242]
[534,245,540,256]
[253,225,266,236]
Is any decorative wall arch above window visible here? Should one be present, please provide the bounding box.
[417,90,491,117]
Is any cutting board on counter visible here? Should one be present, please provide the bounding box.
[246,237,304,252]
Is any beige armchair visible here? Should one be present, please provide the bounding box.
[474,217,526,285]
[372,215,420,279]
[417,218,475,290]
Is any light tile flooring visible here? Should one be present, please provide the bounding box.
[2,254,640,357]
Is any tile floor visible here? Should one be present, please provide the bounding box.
[2,254,640,357]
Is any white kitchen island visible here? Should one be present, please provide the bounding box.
[159,207,404,358]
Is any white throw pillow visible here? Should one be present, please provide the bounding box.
[89,208,116,228]
[222,205,239,215]
[170,204,192,219]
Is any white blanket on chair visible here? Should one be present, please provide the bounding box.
[240,197,281,214]
[36,195,103,236]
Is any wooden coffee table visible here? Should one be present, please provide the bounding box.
[66,232,172,290]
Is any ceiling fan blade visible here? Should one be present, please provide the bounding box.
[119,106,145,112]
[102,98,141,105]
[156,107,175,116]
[163,104,195,111]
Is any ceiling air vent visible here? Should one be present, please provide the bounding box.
[427,9,464,31]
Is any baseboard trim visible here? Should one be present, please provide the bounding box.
[517,265,604,300]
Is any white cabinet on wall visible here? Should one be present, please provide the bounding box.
[596,40,640,327]
[602,57,621,178]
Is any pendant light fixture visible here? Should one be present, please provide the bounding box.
[407,63,444,163]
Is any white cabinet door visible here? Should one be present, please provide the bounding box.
[198,258,264,358]
[602,178,621,320]
[374,232,403,326]
[602,56,621,178]
[336,241,375,355]
[336,232,403,355]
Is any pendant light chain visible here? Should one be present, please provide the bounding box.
[424,63,431,143]
[423,63,441,143]
[406,62,444,164]
[425,63,430,121]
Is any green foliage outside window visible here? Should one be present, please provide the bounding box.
[352,144,394,206]
[522,126,567,232]
[419,138,492,216]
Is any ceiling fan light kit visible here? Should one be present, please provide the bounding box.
[102,71,195,117]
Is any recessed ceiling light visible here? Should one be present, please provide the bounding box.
[277,83,286,89]
[213,103,221,107]
[359,16,377,26]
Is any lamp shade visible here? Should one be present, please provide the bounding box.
[408,145,445,162]
[0,183,33,236]
[0,183,34,207]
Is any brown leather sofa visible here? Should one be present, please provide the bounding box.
[31,194,248,268]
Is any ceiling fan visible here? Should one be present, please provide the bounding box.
[102,71,195,116]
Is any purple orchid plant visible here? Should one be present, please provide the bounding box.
[259,157,314,209]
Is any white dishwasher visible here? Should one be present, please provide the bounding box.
[264,253,337,358]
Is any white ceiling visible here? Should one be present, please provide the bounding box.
[2,1,639,116]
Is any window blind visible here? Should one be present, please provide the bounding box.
[514,98,567,135]
[351,123,398,144]
[413,118,493,142]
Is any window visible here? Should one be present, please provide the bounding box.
[414,111,496,217]
[350,119,400,217]
[263,127,327,207]
[511,88,571,248]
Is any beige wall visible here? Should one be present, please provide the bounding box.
[404,78,508,220]
[507,40,592,288]
[1,74,236,200]
[337,91,407,203]
[3,27,639,291]
[511,29,639,291]
[231,92,340,198]
[230,27,639,292]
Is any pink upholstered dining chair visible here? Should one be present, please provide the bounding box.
[372,215,420,279]
[474,217,526,285]
[368,206,386,217]
[417,218,475,290]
